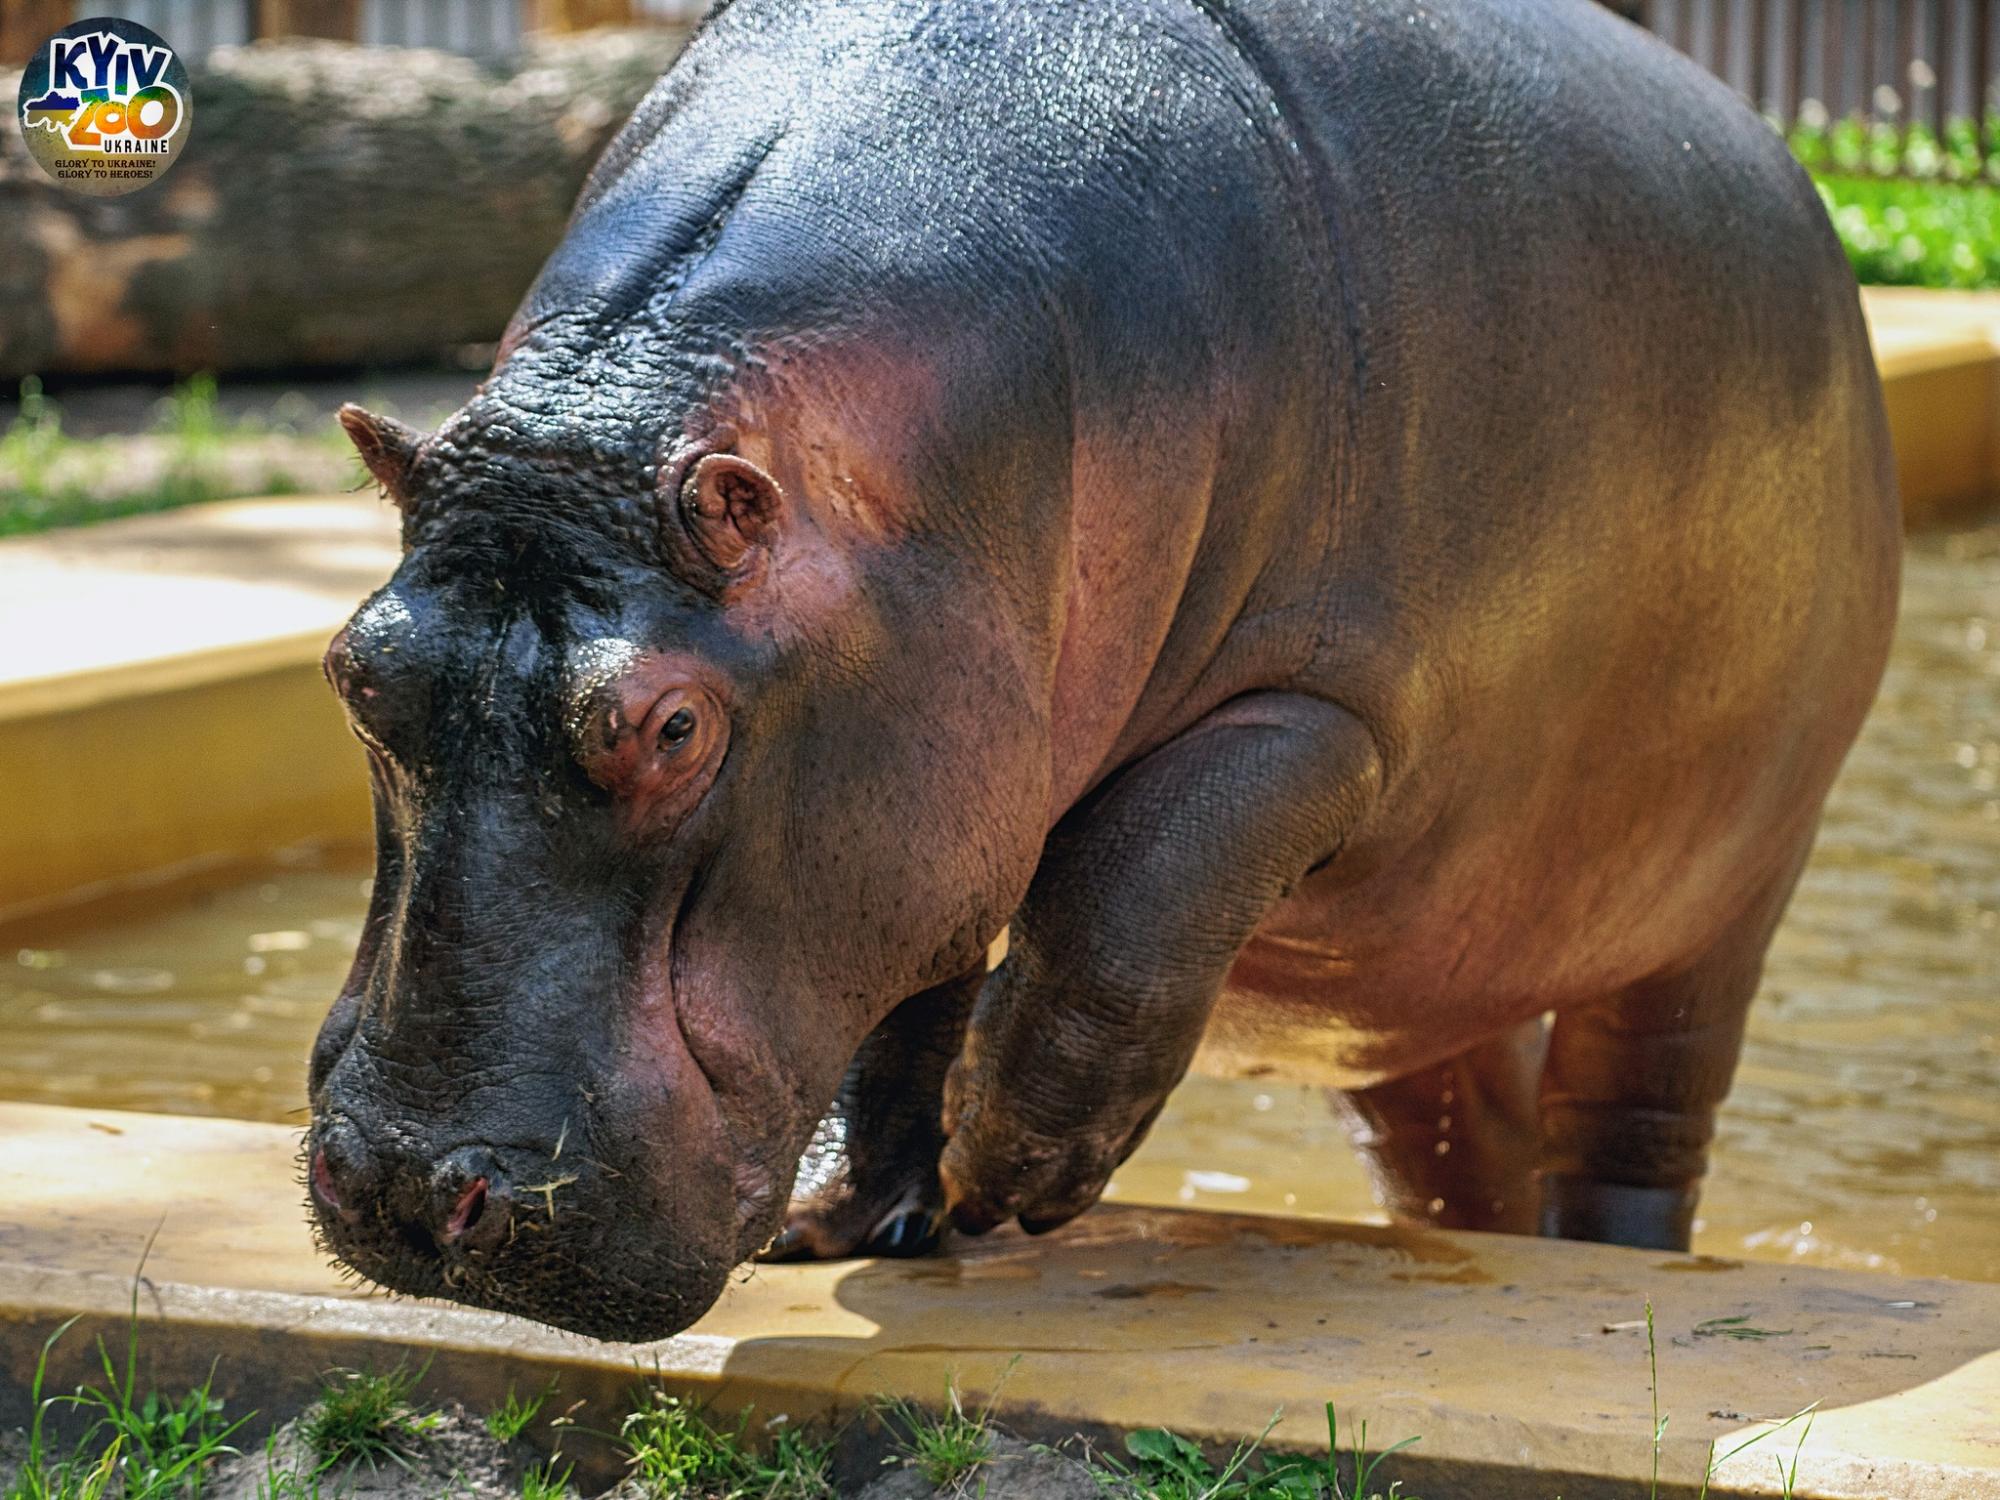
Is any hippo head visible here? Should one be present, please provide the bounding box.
[305,325,1061,1339]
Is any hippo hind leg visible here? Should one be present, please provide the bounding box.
[1536,845,1813,1251]
[1330,1018,1548,1235]
[759,970,978,1262]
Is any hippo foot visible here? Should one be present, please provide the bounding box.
[756,1098,951,1263]
[760,1192,945,1262]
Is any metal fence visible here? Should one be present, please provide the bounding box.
[1639,0,2000,173]
[74,0,1992,177]
[51,0,705,61]
[358,0,523,54]
[90,0,255,54]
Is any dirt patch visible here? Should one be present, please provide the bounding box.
[205,1403,534,1500]
[847,1436,1103,1500]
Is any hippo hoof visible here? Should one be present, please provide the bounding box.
[756,1192,946,1262]
[756,1225,815,1262]
[866,1208,944,1257]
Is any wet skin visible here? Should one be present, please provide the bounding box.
[307,0,1900,1341]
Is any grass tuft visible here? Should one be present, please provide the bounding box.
[1088,1406,1418,1500]
[521,1455,575,1500]
[0,374,357,537]
[874,1379,1001,1490]
[301,1363,441,1471]
[6,1246,249,1500]
[619,1393,833,1500]
[487,1380,558,1444]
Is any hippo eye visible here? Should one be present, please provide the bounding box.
[660,707,697,748]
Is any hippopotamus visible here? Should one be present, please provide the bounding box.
[307,0,1899,1342]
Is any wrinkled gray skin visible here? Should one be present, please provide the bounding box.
[308,0,1898,1341]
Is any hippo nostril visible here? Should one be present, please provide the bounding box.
[311,1123,375,1224]
[431,1147,510,1252]
[443,1177,488,1243]
[310,1147,342,1212]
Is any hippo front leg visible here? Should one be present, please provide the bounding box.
[940,693,1383,1235]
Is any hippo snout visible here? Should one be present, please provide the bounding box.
[305,1000,750,1342]
[308,1124,511,1256]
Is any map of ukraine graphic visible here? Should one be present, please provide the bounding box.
[20,89,79,135]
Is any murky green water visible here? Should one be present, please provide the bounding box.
[3,517,1996,1280]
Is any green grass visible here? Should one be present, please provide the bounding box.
[1783,115,2000,290]
[618,1393,834,1500]
[1641,1300,1820,1500]
[1788,113,2000,184]
[161,373,225,454]
[1813,172,2000,289]
[1087,1409,1417,1500]
[301,1363,442,1471]
[5,1256,250,1500]
[521,1456,576,1500]
[874,1380,1002,1489]
[1,1295,601,1498]
[0,374,351,538]
[487,1381,559,1444]
[248,1432,324,1500]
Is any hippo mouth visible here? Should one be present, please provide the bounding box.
[304,1112,744,1342]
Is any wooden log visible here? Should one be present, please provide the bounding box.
[531,0,639,31]
[0,0,75,69]
[256,0,363,42]
[0,28,688,381]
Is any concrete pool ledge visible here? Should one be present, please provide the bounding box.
[1,1103,1996,1500]
[1863,285,2000,525]
[0,494,399,914]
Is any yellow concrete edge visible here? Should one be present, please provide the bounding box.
[0,493,399,712]
[1868,329,1999,382]
[1860,285,2000,524]
[0,659,373,917]
[0,493,391,912]
[3,1104,1999,1500]
[4,1255,1992,1500]
[0,627,332,726]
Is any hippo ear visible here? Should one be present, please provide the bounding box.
[338,404,422,510]
[675,453,786,578]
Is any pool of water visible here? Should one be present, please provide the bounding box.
[3,516,1996,1281]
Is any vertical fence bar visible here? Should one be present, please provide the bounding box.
[1931,0,1946,149]
[1951,0,1970,123]
[1752,0,1772,112]
[1979,0,1994,171]
[1900,0,1917,168]
[1791,0,1811,120]
[1860,0,1872,120]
